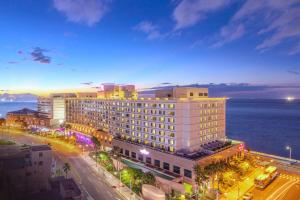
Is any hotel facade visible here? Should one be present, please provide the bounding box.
[63,86,242,183]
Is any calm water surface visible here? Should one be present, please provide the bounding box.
[1,100,300,159]
[227,99,300,160]
[0,102,37,118]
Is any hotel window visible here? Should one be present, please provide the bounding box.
[170,146,174,152]
[184,169,192,178]
[131,152,136,159]
[168,104,174,109]
[125,150,129,156]
[154,159,160,167]
[168,118,174,123]
[138,154,144,162]
[163,162,170,170]
[173,165,180,174]
[190,92,193,96]
[146,157,151,164]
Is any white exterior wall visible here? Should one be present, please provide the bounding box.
[52,98,66,123]
[66,97,225,152]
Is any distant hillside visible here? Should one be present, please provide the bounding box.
[139,83,300,99]
[0,93,37,102]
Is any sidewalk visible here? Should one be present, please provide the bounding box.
[81,153,141,200]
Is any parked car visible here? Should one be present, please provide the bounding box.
[243,192,253,200]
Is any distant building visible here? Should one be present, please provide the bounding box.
[97,84,137,99]
[6,108,50,128]
[37,93,77,126]
[76,92,97,98]
[155,87,208,98]
[37,97,53,119]
[0,144,52,199]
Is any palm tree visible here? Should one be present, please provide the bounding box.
[91,136,101,152]
[55,168,63,177]
[112,146,122,171]
[63,162,71,179]
[194,164,209,199]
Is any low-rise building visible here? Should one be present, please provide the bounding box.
[6,108,50,128]
[0,144,52,199]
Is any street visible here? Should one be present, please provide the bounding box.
[0,129,124,200]
[2,129,300,200]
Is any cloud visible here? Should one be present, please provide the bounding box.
[53,0,110,26]
[31,47,51,64]
[231,0,300,53]
[8,61,18,64]
[81,82,93,85]
[173,0,232,30]
[213,24,245,47]
[141,83,300,99]
[17,50,23,55]
[287,70,300,76]
[161,82,172,85]
[288,42,300,55]
[134,21,163,40]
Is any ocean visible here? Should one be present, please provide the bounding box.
[0,100,300,160]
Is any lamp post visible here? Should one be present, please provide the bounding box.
[233,179,239,200]
[286,146,292,160]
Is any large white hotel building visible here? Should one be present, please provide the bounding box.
[39,84,242,183]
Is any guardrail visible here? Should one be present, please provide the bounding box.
[251,151,300,164]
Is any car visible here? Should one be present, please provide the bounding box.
[243,192,253,200]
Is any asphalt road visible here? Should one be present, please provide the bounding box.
[249,173,300,200]
[0,129,123,200]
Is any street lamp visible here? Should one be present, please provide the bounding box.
[286,146,292,160]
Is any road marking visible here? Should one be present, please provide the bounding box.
[275,180,300,200]
[266,179,298,200]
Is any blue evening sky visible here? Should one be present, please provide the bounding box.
[0,0,299,93]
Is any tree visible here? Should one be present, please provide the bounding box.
[55,168,63,177]
[112,146,122,171]
[141,172,155,185]
[194,164,209,199]
[91,136,101,152]
[65,124,71,129]
[63,162,71,179]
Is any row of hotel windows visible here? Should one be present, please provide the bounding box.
[66,111,176,122]
[67,116,176,129]
[121,149,192,178]
[122,133,175,144]
[200,134,219,142]
[66,117,176,133]
[189,92,208,97]
[67,107,176,116]
[67,101,176,109]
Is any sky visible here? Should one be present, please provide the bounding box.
[0,0,300,96]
